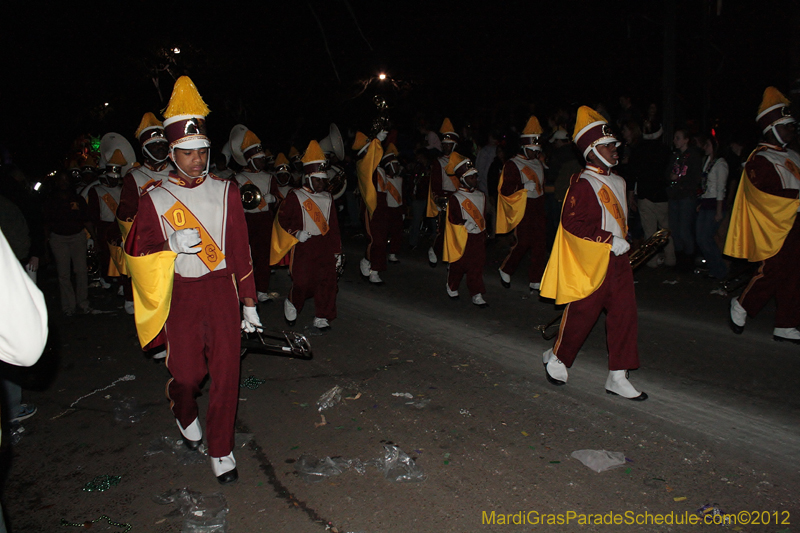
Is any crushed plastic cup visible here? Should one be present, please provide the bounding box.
[153,488,229,532]
[317,385,344,412]
[570,449,626,473]
[295,454,351,482]
[145,436,207,465]
[377,445,426,483]
[113,396,146,424]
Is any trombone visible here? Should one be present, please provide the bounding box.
[241,330,312,359]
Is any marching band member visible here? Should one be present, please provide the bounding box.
[231,126,279,302]
[382,144,405,264]
[116,112,171,319]
[86,145,126,291]
[539,106,647,401]
[427,118,460,267]
[497,116,548,292]
[355,132,389,285]
[125,76,260,484]
[288,146,304,187]
[271,140,342,331]
[443,152,488,307]
[725,87,800,344]
[274,152,295,200]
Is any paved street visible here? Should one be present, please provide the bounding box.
[3,233,799,532]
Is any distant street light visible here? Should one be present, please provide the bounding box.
[378,73,387,80]
[173,47,181,54]
[104,102,109,107]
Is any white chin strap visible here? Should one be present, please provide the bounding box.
[143,144,168,163]
[771,125,788,147]
[591,145,618,168]
[170,148,210,178]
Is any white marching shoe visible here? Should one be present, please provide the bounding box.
[124,300,135,315]
[257,291,273,302]
[472,293,489,308]
[211,452,238,484]
[543,348,568,385]
[313,317,331,331]
[152,349,167,360]
[529,282,540,292]
[499,268,511,288]
[730,297,746,334]
[368,271,384,285]
[605,370,648,401]
[388,253,399,263]
[446,283,459,299]
[284,299,297,326]
[359,258,371,277]
[773,327,800,344]
[428,247,437,267]
[176,418,202,450]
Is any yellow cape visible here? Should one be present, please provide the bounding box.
[496,167,528,234]
[118,217,134,242]
[270,214,299,265]
[442,202,468,263]
[539,225,611,305]
[107,244,128,277]
[356,139,383,219]
[426,178,439,218]
[724,169,799,262]
[125,250,177,347]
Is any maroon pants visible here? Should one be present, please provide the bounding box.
[553,254,639,370]
[387,206,404,254]
[165,272,241,458]
[365,205,389,272]
[448,232,487,296]
[433,212,446,259]
[739,217,800,328]
[289,240,338,320]
[245,211,274,293]
[500,198,547,283]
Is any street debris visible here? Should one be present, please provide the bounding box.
[315,414,328,427]
[113,396,146,424]
[406,398,431,409]
[82,474,121,492]
[696,503,730,524]
[662,280,679,285]
[571,449,627,472]
[153,488,229,532]
[392,392,413,399]
[60,514,131,532]
[294,445,426,483]
[240,375,266,390]
[317,385,344,411]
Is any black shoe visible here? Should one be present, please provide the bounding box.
[449,295,459,300]
[285,317,296,327]
[729,318,744,335]
[184,438,202,451]
[429,261,437,268]
[500,280,510,289]
[606,390,649,401]
[216,468,238,485]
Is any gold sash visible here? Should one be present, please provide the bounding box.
[101,193,118,215]
[302,198,329,235]
[520,166,542,195]
[461,197,485,231]
[598,183,627,236]
[163,200,226,272]
[384,178,402,205]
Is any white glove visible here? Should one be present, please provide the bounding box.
[523,181,537,192]
[464,220,479,232]
[335,254,343,270]
[611,236,631,256]
[376,130,388,142]
[296,230,312,243]
[241,306,263,333]
[169,228,202,254]
[264,193,276,204]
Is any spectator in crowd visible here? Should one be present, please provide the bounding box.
[620,121,675,267]
[666,128,704,270]
[694,133,729,280]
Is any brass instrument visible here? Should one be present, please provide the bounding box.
[435,194,449,211]
[327,164,347,200]
[536,229,672,340]
[87,245,100,280]
[371,95,390,135]
[336,253,346,279]
[241,330,312,359]
[240,182,263,210]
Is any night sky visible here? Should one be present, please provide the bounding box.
[1,0,798,176]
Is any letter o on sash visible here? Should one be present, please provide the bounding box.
[172,209,186,227]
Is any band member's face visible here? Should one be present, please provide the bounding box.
[463,173,478,190]
[523,146,540,160]
[595,143,619,166]
[276,171,291,186]
[173,148,209,177]
[775,123,796,145]
[250,156,266,171]
[442,141,455,156]
[147,140,169,162]
[310,176,326,192]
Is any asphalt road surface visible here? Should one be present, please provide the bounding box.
[3,232,798,532]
